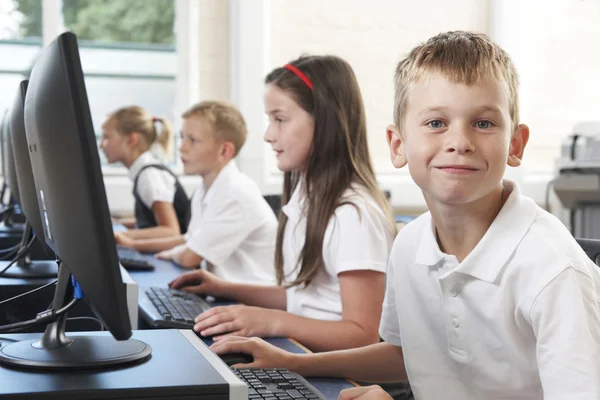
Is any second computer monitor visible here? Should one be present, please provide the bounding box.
[9,80,57,276]
[2,110,21,206]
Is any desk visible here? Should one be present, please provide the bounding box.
[128,254,356,399]
[0,329,243,399]
[0,251,355,399]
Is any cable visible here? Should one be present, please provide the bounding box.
[0,246,21,261]
[0,297,79,333]
[0,280,57,307]
[0,243,22,254]
[66,316,104,331]
[0,235,37,275]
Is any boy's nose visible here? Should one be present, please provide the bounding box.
[445,127,475,154]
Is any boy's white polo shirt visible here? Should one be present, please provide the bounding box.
[184,161,277,285]
[282,183,394,321]
[380,180,600,400]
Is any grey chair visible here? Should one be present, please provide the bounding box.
[263,195,282,217]
[576,238,600,266]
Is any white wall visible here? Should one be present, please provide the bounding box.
[267,0,490,212]
[105,0,600,216]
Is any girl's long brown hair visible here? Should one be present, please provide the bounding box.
[268,55,397,288]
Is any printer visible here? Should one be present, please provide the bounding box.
[553,122,600,238]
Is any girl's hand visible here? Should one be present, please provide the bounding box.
[169,269,228,297]
[210,336,297,369]
[114,232,134,248]
[338,385,392,400]
[193,305,281,340]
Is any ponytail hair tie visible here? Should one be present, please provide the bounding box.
[152,117,158,123]
[283,64,313,90]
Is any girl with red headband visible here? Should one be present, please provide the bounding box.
[170,55,397,352]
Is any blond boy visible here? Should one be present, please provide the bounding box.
[210,32,600,399]
[116,101,277,285]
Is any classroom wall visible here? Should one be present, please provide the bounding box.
[104,0,600,217]
[268,0,489,176]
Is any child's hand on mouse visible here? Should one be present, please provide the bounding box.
[338,386,392,400]
[210,336,296,370]
[193,305,282,340]
[169,269,228,298]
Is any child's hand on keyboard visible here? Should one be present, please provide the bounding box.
[210,336,295,370]
[169,269,227,298]
[114,232,134,248]
[193,305,281,340]
[338,385,392,400]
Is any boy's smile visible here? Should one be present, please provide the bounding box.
[388,72,528,208]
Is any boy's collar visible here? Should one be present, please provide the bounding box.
[414,181,537,283]
[199,160,238,204]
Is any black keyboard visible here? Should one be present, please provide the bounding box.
[138,286,211,329]
[233,368,326,400]
[117,246,155,271]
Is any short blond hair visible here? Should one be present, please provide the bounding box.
[394,31,519,131]
[182,101,247,156]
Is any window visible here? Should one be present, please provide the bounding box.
[517,0,600,175]
[61,0,178,166]
[0,0,42,113]
[0,0,180,167]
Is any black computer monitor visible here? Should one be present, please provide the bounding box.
[0,110,8,204]
[1,111,20,208]
[5,80,58,279]
[0,32,151,370]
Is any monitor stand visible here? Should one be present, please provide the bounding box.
[0,222,57,279]
[0,259,59,279]
[0,263,152,369]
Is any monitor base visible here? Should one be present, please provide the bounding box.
[0,336,151,370]
[0,260,58,279]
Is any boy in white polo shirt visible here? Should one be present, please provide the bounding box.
[116,101,277,285]
[210,31,600,399]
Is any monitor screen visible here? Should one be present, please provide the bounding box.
[0,32,150,370]
[10,81,43,239]
[0,110,7,183]
[2,109,20,206]
[6,80,58,278]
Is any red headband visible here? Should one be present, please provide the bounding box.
[283,64,313,90]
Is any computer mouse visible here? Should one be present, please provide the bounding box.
[219,352,254,367]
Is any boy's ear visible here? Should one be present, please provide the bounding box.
[386,124,407,169]
[220,141,236,160]
[507,124,530,167]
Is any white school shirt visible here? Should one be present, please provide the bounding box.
[282,183,394,321]
[128,151,176,209]
[184,161,277,285]
[380,180,600,400]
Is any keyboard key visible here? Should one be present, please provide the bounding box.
[235,368,325,400]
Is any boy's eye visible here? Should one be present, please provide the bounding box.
[476,120,493,129]
[426,120,445,129]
